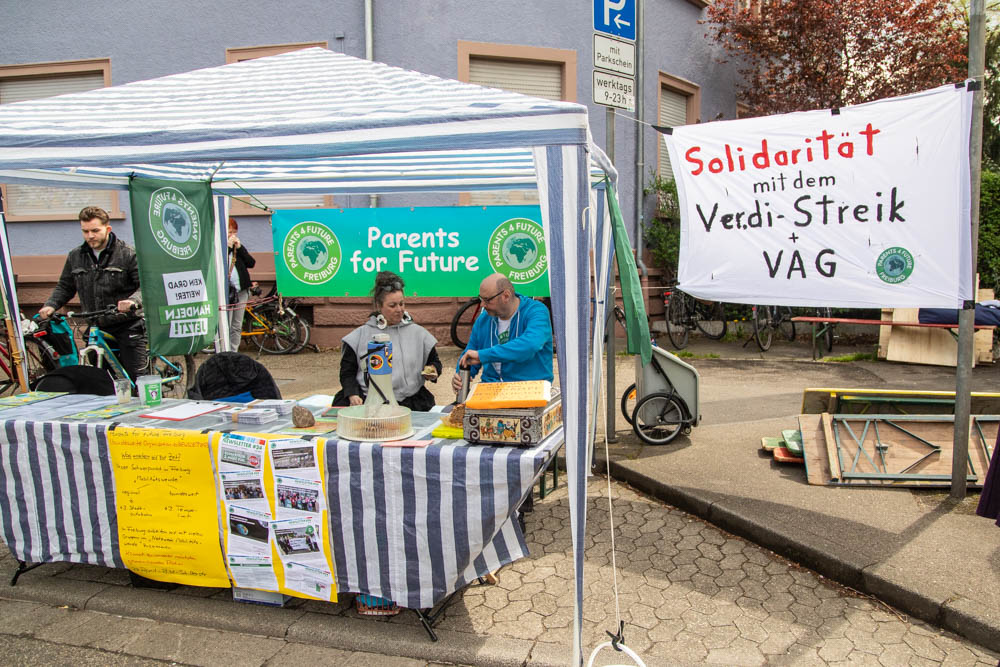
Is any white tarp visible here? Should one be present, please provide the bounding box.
[663,84,974,308]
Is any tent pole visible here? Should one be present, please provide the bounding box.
[605,107,618,444]
[952,0,986,499]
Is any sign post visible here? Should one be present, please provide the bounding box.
[593,1,637,112]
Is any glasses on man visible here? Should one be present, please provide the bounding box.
[479,290,504,303]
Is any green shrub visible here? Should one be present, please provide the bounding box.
[979,169,1000,293]
[643,174,680,282]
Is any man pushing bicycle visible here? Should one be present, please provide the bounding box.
[38,206,147,382]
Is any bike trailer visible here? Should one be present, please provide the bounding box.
[635,346,700,427]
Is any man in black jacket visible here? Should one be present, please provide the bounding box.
[39,206,147,382]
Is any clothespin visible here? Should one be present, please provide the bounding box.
[605,620,626,651]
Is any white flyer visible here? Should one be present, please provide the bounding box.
[283,560,335,601]
[227,553,279,591]
[220,470,268,513]
[217,432,267,471]
[226,505,272,555]
[269,439,319,480]
[273,474,325,518]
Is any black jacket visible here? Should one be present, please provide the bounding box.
[230,244,256,291]
[45,233,143,330]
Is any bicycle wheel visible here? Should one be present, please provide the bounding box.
[0,345,16,396]
[450,298,482,349]
[22,337,58,388]
[631,392,687,445]
[694,300,727,340]
[288,314,311,353]
[752,305,775,352]
[266,310,310,355]
[153,354,195,398]
[664,291,690,350]
[776,306,796,342]
[818,307,835,354]
[620,382,637,425]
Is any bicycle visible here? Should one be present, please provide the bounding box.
[814,306,835,355]
[750,305,796,352]
[450,295,555,349]
[43,307,195,397]
[663,288,727,350]
[450,297,482,348]
[0,315,61,395]
[240,285,311,355]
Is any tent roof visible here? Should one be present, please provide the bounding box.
[0,48,611,193]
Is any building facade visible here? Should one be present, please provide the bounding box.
[1,0,740,346]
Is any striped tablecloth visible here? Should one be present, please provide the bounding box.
[0,395,562,608]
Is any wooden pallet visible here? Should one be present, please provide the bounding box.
[797,412,996,487]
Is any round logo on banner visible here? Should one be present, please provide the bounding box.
[283,221,342,285]
[875,247,914,284]
[487,218,547,284]
[147,187,202,260]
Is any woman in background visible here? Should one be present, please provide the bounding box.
[226,217,256,351]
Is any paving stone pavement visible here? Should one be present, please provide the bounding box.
[2,477,997,666]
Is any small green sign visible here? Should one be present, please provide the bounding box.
[147,187,203,260]
[875,247,914,284]
[271,206,549,297]
[282,221,343,285]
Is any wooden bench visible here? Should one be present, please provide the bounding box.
[790,316,995,360]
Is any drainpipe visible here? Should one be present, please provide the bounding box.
[365,0,379,209]
[633,0,648,278]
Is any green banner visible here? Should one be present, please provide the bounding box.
[129,177,218,355]
[271,206,549,297]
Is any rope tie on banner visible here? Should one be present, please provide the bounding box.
[227,182,272,212]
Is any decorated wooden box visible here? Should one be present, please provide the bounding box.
[464,389,562,446]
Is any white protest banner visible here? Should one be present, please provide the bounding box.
[663,84,974,308]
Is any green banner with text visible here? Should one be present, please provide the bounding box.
[271,206,549,297]
[129,177,218,355]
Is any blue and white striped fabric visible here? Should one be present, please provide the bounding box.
[0,420,122,568]
[534,144,593,667]
[325,436,558,610]
[0,48,592,183]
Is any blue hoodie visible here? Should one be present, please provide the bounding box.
[461,294,553,383]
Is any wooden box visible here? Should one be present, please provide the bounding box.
[464,390,562,446]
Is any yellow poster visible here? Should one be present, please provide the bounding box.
[109,427,230,587]
[212,432,337,601]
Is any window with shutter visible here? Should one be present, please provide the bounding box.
[657,73,701,182]
[0,60,120,221]
[458,41,576,207]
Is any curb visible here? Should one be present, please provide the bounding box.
[597,456,1000,654]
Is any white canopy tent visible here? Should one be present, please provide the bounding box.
[0,48,620,665]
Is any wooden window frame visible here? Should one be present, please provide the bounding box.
[0,58,124,222]
[226,41,329,64]
[657,72,701,180]
[226,42,334,214]
[457,41,576,205]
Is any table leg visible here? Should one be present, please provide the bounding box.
[413,588,465,641]
[10,560,45,586]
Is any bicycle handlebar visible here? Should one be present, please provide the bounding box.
[65,304,141,320]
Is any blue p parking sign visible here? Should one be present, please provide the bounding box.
[593,0,636,41]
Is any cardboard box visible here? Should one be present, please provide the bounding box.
[232,588,290,607]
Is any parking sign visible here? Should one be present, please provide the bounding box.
[593,0,636,41]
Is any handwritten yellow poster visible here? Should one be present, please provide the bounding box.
[109,427,230,587]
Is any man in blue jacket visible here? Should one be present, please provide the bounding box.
[452,272,553,391]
